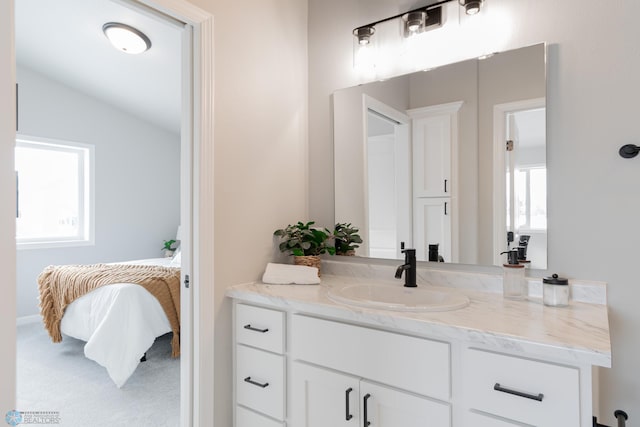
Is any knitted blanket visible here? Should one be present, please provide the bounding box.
[38,263,181,357]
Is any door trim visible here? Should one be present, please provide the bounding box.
[137,2,215,425]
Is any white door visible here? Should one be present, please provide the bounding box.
[411,114,452,198]
[413,197,451,262]
[360,380,451,426]
[408,101,462,262]
[291,362,360,426]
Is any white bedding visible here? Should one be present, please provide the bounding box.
[59,257,178,388]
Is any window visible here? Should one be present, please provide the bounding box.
[15,136,94,249]
[514,166,547,231]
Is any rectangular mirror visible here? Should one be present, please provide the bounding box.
[334,43,546,269]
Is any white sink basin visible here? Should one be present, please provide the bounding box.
[327,283,470,312]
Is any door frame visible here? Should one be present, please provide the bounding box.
[0,1,215,425]
[492,97,545,266]
[362,95,411,258]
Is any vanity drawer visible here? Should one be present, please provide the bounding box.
[236,303,285,354]
[291,314,450,401]
[236,344,285,420]
[463,348,580,426]
[236,406,284,427]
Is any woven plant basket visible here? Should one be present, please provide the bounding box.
[294,255,321,276]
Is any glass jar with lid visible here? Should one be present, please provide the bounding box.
[543,274,569,307]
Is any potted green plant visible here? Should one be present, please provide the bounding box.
[333,222,362,256]
[162,239,177,258]
[274,221,335,273]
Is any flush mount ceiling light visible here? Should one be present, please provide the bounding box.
[402,10,427,36]
[102,22,151,54]
[353,26,376,45]
[459,0,483,15]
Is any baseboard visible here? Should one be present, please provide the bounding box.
[16,314,40,326]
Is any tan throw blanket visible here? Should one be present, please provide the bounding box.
[38,263,181,357]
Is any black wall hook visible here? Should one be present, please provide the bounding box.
[619,144,640,158]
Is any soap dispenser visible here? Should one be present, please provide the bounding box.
[500,250,526,300]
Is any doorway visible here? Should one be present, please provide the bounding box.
[363,96,411,259]
[4,0,215,425]
[14,0,184,424]
[493,98,547,269]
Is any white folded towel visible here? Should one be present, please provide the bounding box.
[262,262,320,285]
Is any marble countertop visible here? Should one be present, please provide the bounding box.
[226,274,611,368]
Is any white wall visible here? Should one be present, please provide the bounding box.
[187,0,309,425]
[15,65,181,317]
[309,0,640,421]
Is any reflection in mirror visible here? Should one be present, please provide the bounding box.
[334,43,547,268]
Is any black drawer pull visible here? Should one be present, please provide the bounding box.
[363,393,371,426]
[494,383,543,402]
[244,376,269,388]
[345,387,353,421]
[244,324,269,333]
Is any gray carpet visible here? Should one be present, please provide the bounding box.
[17,322,180,427]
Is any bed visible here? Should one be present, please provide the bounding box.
[37,255,181,388]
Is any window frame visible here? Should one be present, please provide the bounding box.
[15,135,95,250]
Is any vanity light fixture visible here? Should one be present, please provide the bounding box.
[102,22,152,54]
[353,26,375,45]
[352,0,483,71]
[402,10,427,36]
[459,0,483,15]
[351,1,453,46]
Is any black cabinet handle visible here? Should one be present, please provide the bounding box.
[494,383,543,401]
[444,179,448,193]
[244,376,269,388]
[363,393,371,426]
[244,324,269,333]
[345,387,353,421]
[444,202,448,215]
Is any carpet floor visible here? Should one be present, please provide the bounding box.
[16,322,180,427]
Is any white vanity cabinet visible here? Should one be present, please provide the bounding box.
[462,348,582,426]
[292,363,450,427]
[234,303,286,426]
[290,314,451,426]
[229,279,609,427]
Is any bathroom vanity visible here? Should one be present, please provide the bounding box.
[227,262,611,427]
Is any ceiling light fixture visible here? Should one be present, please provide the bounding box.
[102,22,152,54]
[459,0,483,15]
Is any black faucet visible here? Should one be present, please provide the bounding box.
[395,248,417,287]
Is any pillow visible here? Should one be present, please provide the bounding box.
[170,247,181,266]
